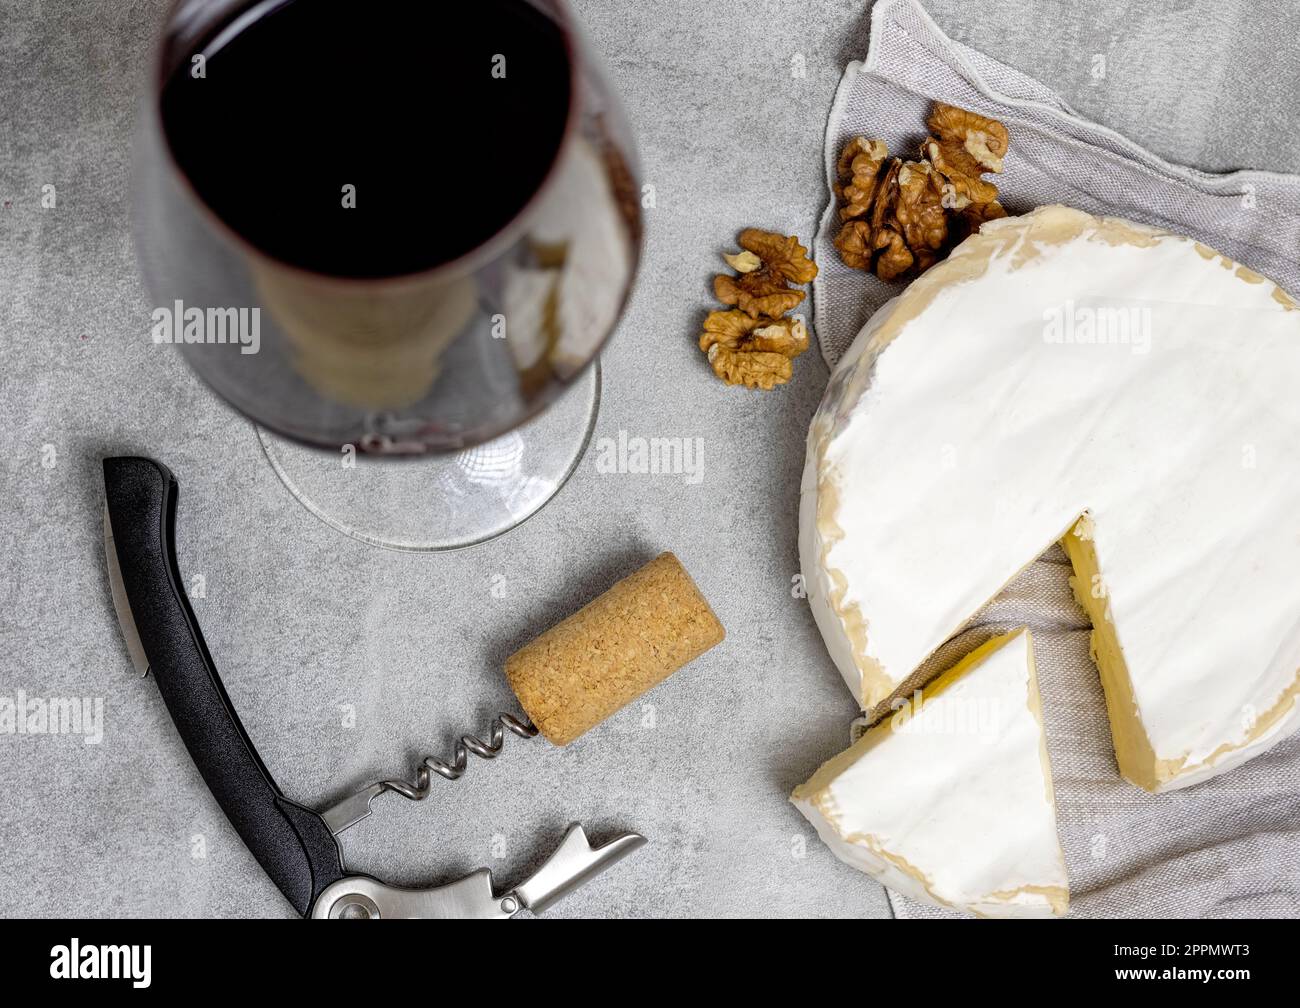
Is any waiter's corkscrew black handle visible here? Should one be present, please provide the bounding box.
[102,456,344,916]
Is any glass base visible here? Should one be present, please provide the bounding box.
[257,362,600,552]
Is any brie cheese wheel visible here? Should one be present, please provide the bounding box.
[800,205,1300,792]
[792,628,1068,918]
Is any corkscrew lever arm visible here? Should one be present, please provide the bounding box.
[311,823,646,919]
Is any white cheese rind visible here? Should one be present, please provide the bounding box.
[792,628,1068,918]
[800,205,1300,790]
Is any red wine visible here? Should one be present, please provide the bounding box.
[161,0,572,279]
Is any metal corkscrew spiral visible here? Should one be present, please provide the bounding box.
[320,713,539,834]
[383,713,539,798]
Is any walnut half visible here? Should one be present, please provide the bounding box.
[699,309,809,390]
[713,228,818,319]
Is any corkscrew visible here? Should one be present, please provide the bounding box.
[320,713,540,834]
[388,713,539,790]
[104,457,652,919]
[106,458,726,917]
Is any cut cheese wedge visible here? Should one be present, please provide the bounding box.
[801,205,1300,792]
[792,628,1068,918]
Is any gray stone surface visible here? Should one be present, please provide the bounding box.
[1,0,1295,918]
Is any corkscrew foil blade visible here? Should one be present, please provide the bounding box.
[104,506,151,678]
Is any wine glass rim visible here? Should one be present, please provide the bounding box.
[148,0,586,290]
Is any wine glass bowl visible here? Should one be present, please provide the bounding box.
[133,0,641,549]
[135,0,640,454]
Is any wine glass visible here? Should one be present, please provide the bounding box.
[133,0,641,549]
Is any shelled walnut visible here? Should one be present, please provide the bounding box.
[699,310,809,391]
[713,229,819,319]
[833,102,1010,282]
[699,229,817,390]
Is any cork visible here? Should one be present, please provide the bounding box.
[505,552,725,746]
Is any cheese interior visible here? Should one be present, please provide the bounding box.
[792,628,1068,918]
[800,205,1300,791]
